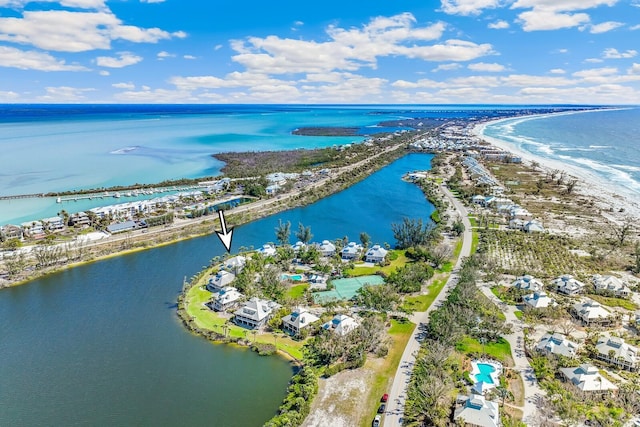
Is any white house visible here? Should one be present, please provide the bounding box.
[571,299,614,326]
[592,274,631,298]
[234,297,280,329]
[453,394,500,427]
[553,274,586,296]
[322,314,359,336]
[317,240,336,257]
[0,224,23,241]
[524,220,545,233]
[341,242,363,260]
[281,307,320,336]
[257,244,277,257]
[510,207,533,221]
[472,194,486,205]
[291,241,306,253]
[308,274,328,290]
[224,255,247,273]
[512,275,544,293]
[42,216,65,231]
[559,364,617,393]
[536,333,579,358]
[365,244,388,263]
[595,336,640,371]
[212,287,243,312]
[207,270,236,293]
[21,220,44,237]
[523,291,555,309]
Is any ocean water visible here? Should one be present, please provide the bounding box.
[482,108,640,199]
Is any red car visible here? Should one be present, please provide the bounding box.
[381,393,389,402]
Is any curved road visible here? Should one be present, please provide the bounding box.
[384,185,472,426]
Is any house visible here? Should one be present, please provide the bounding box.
[69,212,91,227]
[207,270,236,292]
[512,275,544,293]
[291,241,306,253]
[308,274,328,290]
[234,297,280,329]
[224,255,247,274]
[523,291,555,309]
[257,244,277,257]
[42,216,65,231]
[365,244,388,263]
[211,287,243,312]
[472,195,486,205]
[317,240,336,257]
[281,307,320,336]
[510,207,533,221]
[571,299,614,326]
[524,220,545,233]
[536,333,579,358]
[508,219,526,230]
[265,184,281,195]
[0,224,23,241]
[595,336,640,371]
[21,221,44,237]
[559,364,617,393]
[592,274,631,298]
[553,274,586,296]
[322,314,359,336]
[341,242,363,260]
[453,394,500,427]
[106,220,137,234]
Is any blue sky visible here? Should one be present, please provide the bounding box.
[0,0,639,104]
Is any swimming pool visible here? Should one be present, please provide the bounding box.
[474,363,496,384]
[282,274,304,281]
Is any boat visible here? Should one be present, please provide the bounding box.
[56,197,61,203]
[114,192,121,198]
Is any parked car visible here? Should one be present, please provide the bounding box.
[377,403,386,414]
[372,414,381,427]
[381,393,389,402]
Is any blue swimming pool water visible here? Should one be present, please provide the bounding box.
[475,363,496,384]
[282,274,303,281]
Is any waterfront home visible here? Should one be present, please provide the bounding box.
[508,218,526,231]
[281,307,320,336]
[510,207,533,221]
[234,297,280,329]
[453,394,500,427]
[341,242,363,260]
[308,274,328,290]
[553,274,586,296]
[472,194,486,205]
[592,274,631,298]
[536,333,579,358]
[524,220,545,233]
[291,241,306,253]
[265,184,281,195]
[106,220,137,234]
[0,224,23,241]
[512,275,544,293]
[207,270,236,293]
[523,291,555,309]
[559,364,617,393]
[365,244,388,263]
[322,314,359,336]
[571,299,614,326]
[257,244,277,257]
[69,212,91,227]
[317,240,336,257]
[595,336,639,371]
[212,287,243,312]
[21,220,45,238]
[42,216,65,231]
[224,255,247,274]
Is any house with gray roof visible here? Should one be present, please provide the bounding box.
[571,299,614,326]
[207,270,236,293]
[595,336,639,371]
[322,314,359,336]
[257,244,277,257]
[512,275,544,293]
[341,242,363,260]
[453,394,500,427]
[559,364,617,393]
[211,287,243,312]
[523,291,555,309]
[317,240,336,257]
[0,224,23,241]
[536,333,579,358]
[234,297,280,329]
[592,274,631,298]
[553,274,586,296]
[365,244,388,263]
[282,307,320,336]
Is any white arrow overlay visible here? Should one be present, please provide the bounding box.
[215,210,234,252]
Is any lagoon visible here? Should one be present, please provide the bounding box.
[0,153,434,426]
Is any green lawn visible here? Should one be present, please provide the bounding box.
[453,237,463,259]
[184,282,305,360]
[468,216,478,227]
[346,249,410,277]
[401,278,448,313]
[588,294,638,311]
[470,230,479,254]
[285,283,308,299]
[514,310,523,320]
[455,336,513,364]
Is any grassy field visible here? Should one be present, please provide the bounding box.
[346,249,410,277]
[455,336,513,365]
[588,294,638,311]
[285,283,308,299]
[184,282,305,360]
[359,318,416,427]
[471,229,479,254]
[402,277,448,312]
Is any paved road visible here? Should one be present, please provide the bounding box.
[384,185,472,427]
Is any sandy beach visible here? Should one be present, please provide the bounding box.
[471,111,640,223]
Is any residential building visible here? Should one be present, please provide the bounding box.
[595,336,639,371]
[512,275,544,293]
[212,287,243,312]
[571,299,614,326]
[207,270,236,293]
[317,240,336,257]
[21,220,44,238]
[106,220,137,234]
[224,255,247,274]
[523,291,555,309]
[553,274,586,296]
[322,314,359,336]
[281,307,320,336]
[453,394,501,427]
[365,244,388,263]
[234,297,280,329]
[524,220,545,233]
[0,224,23,241]
[42,216,65,231]
[341,242,363,260]
[257,244,277,257]
[472,194,486,205]
[592,274,631,298]
[536,333,579,358]
[69,212,91,227]
[308,274,328,290]
[291,241,306,253]
[559,364,617,393]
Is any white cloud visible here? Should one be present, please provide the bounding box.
[631,24,640,30]
[0,90,20,101]
[432,63,462,72]
[0,45,88,71]
[99,70,109,76]
[183,55,197,60]
[502,74,574,86]
[629,63,640,74]
[96,52,142,68]
[0,10,185,52]
[157,51,175,60]
[397,39,495,62]
[511,0,618,10]
[517,10,590,31]
[549,68,566,74]
[0,0,107,8]
[572,67,618,78]
[488,20,510,29]
[588,21,624,33]
[512,0,619,31]
[114,88,196,103]
[112,82,135,89]
[140,0,165,3]
[38,86,94,101]
[603,48,637,59]
[440,0,502,16]
[585,58,604,63]
[468,62,506,72]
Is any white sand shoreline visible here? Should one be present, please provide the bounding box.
[471,108,640,222]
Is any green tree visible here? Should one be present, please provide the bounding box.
[359,232,371,249]
[295,222,313,244]
[355,284,400,312]
[275,219,291,246]
[392,217,438,249]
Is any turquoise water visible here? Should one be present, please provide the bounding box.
[475,363,496,384]
[0,152,435,426]
[282,274,303,281]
